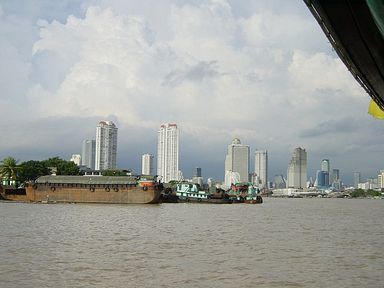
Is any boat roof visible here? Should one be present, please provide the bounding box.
[35,175,139,185]
[304,0,384,110]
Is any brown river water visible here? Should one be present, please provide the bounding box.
[0,198,383,288]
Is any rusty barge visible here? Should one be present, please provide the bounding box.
[25,175,162,204]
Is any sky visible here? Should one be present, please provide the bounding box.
[0,0,383,185]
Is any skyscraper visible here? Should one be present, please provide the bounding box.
[287,147,307,189]
[157,123,179,183]
[95,121,118,171]
[255,150,268,189]
[353,172,361,188]
[378,170,384,189]
[321,159,330,186]
[330,169,342,190]
[141,154,154,175]
[321,159,330,173]
[315,170,329,187]
[192,167,203,187]
[224,138,250,185]
[273,174,286,189]
[195,167,202,178]
[82,139,96,169]
[331,169,340,183]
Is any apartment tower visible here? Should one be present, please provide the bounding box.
[157,123,179,183]
[224,138,250,185]
[95,121,118,170]
[255,150,268,189]
[287,147,307,189]
[141,154,154,175]
[81,139,96,169]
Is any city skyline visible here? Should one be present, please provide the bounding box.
[0,1,383,186]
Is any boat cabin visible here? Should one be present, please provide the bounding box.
[175,183,209,200]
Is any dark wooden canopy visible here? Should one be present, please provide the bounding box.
[304,0,384,110]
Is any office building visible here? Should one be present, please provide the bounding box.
[195,167,202,178]
[273,174,286,189]
[287,147,307,189]
[81,140,96,169]
[321,159,330,173]
[192,167,203,187]
[157,123,179,183]
[320,159,330,185]
[331,169,340,183]
[378,170,384,189]
[315,159,331,188]
[315,170,329,188]
[95,121,118,170]
[255,150,268,189]
[141,154,154,175]
[353,172,361,188]
[224,138,250,185]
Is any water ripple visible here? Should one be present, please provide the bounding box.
[0,199,383,287]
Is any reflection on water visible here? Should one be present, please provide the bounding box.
[0,199,383,288]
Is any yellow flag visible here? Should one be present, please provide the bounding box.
[368,100,384,119]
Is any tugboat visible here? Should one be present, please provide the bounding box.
[159,187,179,203]
[175,182,232,204]
[227,182,263,204]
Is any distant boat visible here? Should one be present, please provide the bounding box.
[226,183,263,204]
[174,182,232,204]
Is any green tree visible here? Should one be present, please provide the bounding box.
[0,156,21,185]
[366,189,381,197]
[102,170,128,176]
[350,188,365,198]
[19,160,50,182]
[42,157,80,175]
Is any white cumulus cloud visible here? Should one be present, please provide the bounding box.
[0,0,382,184]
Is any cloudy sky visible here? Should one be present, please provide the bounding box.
[1,0,383,185]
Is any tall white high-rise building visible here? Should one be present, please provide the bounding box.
[224,138,250,185]
[255,150,268,189]
[157,123,179,183]
[82,139,96,169]
[287,147,307,189]
[141,154,154,175]
[378,170,384,189]
[95,121,118,171]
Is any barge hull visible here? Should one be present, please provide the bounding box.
[26,186,160,204]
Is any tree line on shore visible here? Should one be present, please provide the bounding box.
[350,188,382,198]
[0,156,129,185]
[0,156,79,184]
